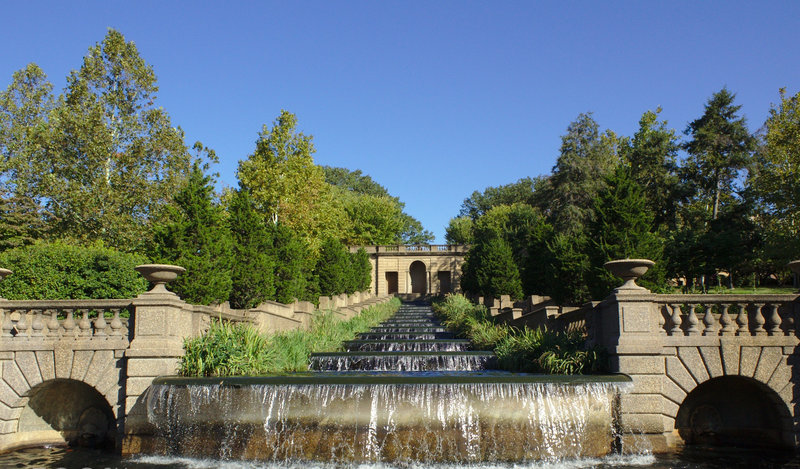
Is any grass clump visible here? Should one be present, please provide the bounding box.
[433,294,607,374]
[180,297,400,376]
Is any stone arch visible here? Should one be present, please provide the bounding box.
[674,375,793,449]
[409,261,427,294]
[17,378,116,449]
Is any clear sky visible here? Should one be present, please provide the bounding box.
[2,1,798,242]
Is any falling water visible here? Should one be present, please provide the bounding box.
[145,379,627,464]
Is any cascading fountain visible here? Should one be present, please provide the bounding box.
[142,302,634,464]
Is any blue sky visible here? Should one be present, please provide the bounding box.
[2,1,798,242]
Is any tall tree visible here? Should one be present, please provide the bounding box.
[683,88,755,220]
[238,110,345,250]
[228,188,275,309]
[546,113,622,235]
[458,176,547,219]
[151,165,233,305]
[625,108,681,229]
[460,235,523,300]
[43,29,195,250]
[269,222,310,304]
[315,238,351,297]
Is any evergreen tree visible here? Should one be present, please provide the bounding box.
[350,248,373,293]
[270,222,309,304]
[542,233,591,305]
[461,235,523,300]
[228,188,275,309]
[586,166,665,298]
[315,237,351,297]
[683,88,755,220]
[151,165,232,305]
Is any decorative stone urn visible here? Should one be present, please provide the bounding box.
[0,268,10,300]
[788,260,800,292]
[604,259,655,292]
[135,264,185,297]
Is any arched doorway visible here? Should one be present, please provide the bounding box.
[19,379,116,448]
[409,261,427,294]
[675,376,792,449]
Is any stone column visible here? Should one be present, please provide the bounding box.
[122,265,194,454]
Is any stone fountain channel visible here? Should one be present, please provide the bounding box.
[143,302,633,464]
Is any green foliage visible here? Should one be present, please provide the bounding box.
[461,235,523,300]
[586,166,666,298]
[228,188,275,309]
[0,191,45,250]
[0,241,147,299]
[151,165,233,305]
[350,248,373,293]
[543,233,591,305]
[180,298,401,376]
[315,238,351,297]
[433,294,607,374]
[445,216,474,245]
[458,176,547,219]
[270,222,310,304]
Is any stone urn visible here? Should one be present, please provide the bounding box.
[135,264,185,296]
[604,259,655,292]
[788,260,800,292]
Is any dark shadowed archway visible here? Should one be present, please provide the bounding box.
[409,261,427,294]
[675,376,793,449]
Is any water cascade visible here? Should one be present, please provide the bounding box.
[143,302,632,464]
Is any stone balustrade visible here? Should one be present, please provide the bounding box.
[654,294,798,337]
[353,244,468,254]
[0,299,133,339]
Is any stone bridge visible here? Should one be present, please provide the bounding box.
[0,269,392,453]
[1,256,800,454]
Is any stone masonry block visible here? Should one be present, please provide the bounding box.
[83,351,115,388]
[70,350,94,382]
[768,357,791,392]
[662,377,687,406]
[754,347,783,384]
[53,347,74,380]
[613,355,665,374]
[662,398,679,418]
[677,347,709,384]
[721,343,740,376]
[739,346,761,378]
[628,374,663,395]
[0,419,18,435]
[699,346,723,378]
[14,352,42,389]
[666,356,697,394]
[34,351,54,381]
[779,382,793,409]
[618,412,668,434]
[2,362,28,398]
[619,394,665,414]
[126,377,157,397]
[93,366,122,398]
[0,380,21,408]
[127,358,179,377]
[0,402,20,421]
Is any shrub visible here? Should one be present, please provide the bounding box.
[0,241,148,299]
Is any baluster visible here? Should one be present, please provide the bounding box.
[719,304,735,336]
[62,309,76,337]
[670,304,683,335]
[93,309,108,337]
[30,310,44,336]
[752,303,767,336]
[15,310,28,337]
[1,309,13,336]
[109,308,123,336]
[685,304,700,336]
[735,304,749,335]
[702,303,718,336]
[78,310,92,337]
[766,304,782,336]
[46,309,60,337]
[658,305,667,335]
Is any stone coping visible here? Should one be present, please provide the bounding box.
[152,371,632,386]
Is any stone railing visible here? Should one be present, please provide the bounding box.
[654,294,798,337]
[353,244,468,254]
[0,299,133,339]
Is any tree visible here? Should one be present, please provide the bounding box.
[683,88,755,220]
[269,222,310,304]
[458,176,547,219]
[228,188,275,309]
[0,189,45,250]
[460,235,523,300]
[349,248,373,293]
[625,108,681,229]
[315,238,351,297]
[238,110,345,251]
[151,165,233,305]
[546,113,622,235]
[586,166,666,298]
[749,88,800,266]
[445,216,474,245]
[43,29,195,251]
